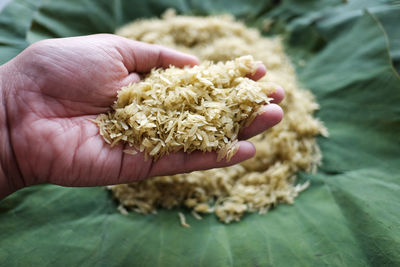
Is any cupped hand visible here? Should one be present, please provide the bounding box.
[0,34,283,193]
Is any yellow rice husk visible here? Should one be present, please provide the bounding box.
[106,11,328,223]
[96,56,275,161]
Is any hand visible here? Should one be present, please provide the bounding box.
[0,34,283,198]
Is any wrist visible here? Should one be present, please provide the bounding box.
[0,61,24,199]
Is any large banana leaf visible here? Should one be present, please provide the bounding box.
[1,0,399,266]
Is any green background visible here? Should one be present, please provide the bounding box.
[0,0,399,266]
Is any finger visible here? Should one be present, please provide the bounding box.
[238,104,283,140]
[118,36,200,73]
[147,141,255,177]
[247,63,266,81]
[120,72,141,87]
[270,85,285,104]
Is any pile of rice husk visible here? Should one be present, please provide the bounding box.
[106,10,328,224]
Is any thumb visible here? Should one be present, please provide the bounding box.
[116,35,200,73]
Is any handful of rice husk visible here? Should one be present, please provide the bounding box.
[105,11,328,224]
[96,56,275,161]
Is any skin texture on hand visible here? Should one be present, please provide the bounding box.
[0,34,284,198]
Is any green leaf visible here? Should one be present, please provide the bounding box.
[0,0,399,266]
[0,0,42,63]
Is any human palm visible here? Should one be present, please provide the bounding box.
[1,34,283,191]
